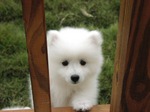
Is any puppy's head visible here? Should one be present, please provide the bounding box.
[47,27,103,85]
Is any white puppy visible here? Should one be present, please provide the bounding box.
[2,27,103,111]
[47,27,103,111]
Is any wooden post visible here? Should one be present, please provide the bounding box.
[111,0,150,112]
[21,0,51,112]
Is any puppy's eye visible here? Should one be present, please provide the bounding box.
[62,60,69,66]
[80,60,86,66]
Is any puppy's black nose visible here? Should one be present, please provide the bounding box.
[71,75,79,83]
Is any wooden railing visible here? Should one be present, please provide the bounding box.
[111,0,150,111]
[21,0,51,112]
[0,0,149,112]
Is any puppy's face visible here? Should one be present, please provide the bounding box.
[47,28,103,85]
[51,50,101,85]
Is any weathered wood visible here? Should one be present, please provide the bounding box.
[0,105,110,112]
[111,0,150,112]
[21,0,51,112]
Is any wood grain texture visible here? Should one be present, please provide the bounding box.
[111,0,150,112]
[21,0,51,112]
[0,105,110,112]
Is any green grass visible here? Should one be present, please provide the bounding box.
[99,23,118,104]
[45,0,120,29]
[0,23,30,108]
[0,0,119,109]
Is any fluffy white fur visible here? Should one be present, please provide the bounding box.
[47,27,103,111]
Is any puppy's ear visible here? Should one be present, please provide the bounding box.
[47,30,59,45]
[88,30,103,46]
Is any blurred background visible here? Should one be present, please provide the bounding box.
[0,0,120,109]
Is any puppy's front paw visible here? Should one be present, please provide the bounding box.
[73,100,93,111]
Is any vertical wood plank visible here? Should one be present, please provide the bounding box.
[110,0,134,111]
[111,0,150,112]
[21,0,51,112]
